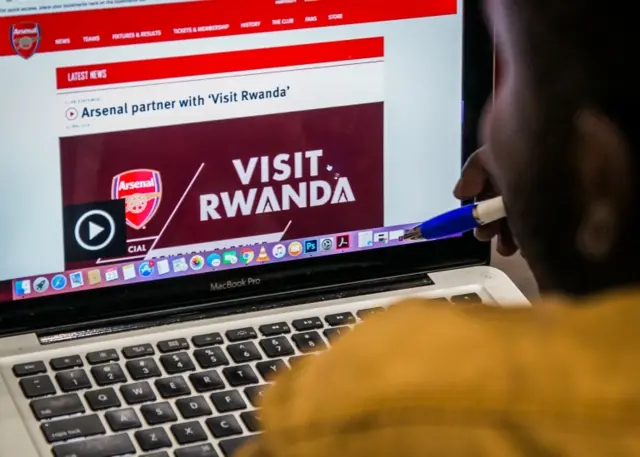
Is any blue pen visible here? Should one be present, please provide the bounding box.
[403,196,506,240]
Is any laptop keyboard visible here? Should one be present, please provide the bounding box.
[9,293,481,457]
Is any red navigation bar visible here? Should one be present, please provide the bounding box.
[0,0,456,57]
[56,37,384,89]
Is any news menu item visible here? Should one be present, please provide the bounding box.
[59,103,384,268]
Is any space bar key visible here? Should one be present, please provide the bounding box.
[53,433,135,457]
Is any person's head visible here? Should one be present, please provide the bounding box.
[482,0,640,295]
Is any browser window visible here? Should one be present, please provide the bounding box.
[0,0,463,296]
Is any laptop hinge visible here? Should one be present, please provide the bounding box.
[37,271,434,345]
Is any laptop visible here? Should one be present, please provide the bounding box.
[0,0,529,456]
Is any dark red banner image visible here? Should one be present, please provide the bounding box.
[60,103,384,268]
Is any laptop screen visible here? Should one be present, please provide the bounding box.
[0,0,463,301]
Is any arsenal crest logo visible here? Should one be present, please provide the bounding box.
[10,22,41,59]
[112,169,162,230]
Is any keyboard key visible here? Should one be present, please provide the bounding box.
[191,332,224,347]
[126,357,162,380]
[176,395,212,418]
[258,322,291,336]
[240,410,261,432]
[157,338,190,353]
[206,414,243,438]
[256,359,287,381]
[56,369,92,392]
[20,374,56,398]
[140,401,178,425]
[86,350,119,365]
[41,413,105,443]
[219,436,252,457]
[120,381,156,404]
[91,363,127,386]
[193,347,229,369]
[135,427,172,451]
[322,327,351,343]
[171,421,208,445]
[13,361,46,377]
[450,293,482,305]
[122,343,155,359]
[222,365,259,387]
[142,453,170,457]
[155,375,191,398]
[324,312,356,326]
[226,327,257,342]
[175,443,218,457]
[356,307,384,319]
[324,326,350,341]
[259,336,294,358]
[189,370,225,392]
[160,352,195,374]
[52,433,135,457]
[50,355,83,371]
[210,390,247,412]
[291,317,323,331]
[85,388,121,410]
[31,393,85,420]
[244,385,267,407]
[105,408,142,431]
[227,342,262,363]
[292,331,327,353]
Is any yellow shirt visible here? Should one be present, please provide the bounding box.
[238,292,640,457]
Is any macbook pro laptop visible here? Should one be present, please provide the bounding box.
[0,0,529,456]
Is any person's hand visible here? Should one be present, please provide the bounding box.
[454,147,518,256]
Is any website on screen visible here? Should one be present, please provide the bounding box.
[0,0,463,298]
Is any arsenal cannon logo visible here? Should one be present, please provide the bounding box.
[112,169,162,230]
[10,22,41,59]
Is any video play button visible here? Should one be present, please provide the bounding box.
[88,221,105,240]
[63,200,127,262]
[75,209,115,251]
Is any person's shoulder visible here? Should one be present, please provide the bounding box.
[315,296,538,385]
[259,298,536,437]
[243,293,640,457]
[346,297,537,365]
[334,297,536,395]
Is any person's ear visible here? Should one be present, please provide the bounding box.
[574,109,632,261]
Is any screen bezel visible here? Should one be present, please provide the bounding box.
[0,0,494,336]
